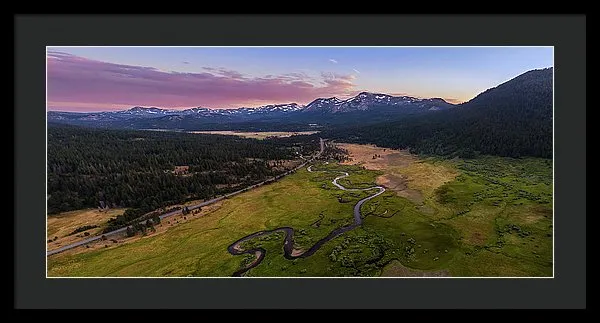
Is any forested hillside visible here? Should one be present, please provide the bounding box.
[325,68,553,158]
[47,125,317,216]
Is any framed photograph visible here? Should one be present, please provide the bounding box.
[45,45,555,279]
[15,14,586,309]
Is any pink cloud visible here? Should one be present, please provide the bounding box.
[47,51,358,111]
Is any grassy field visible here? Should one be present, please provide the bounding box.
[47,165,373,277]
[188,131,318,140]
[47,146,552,277]
[47,208,126,252]
[441,157,553,276]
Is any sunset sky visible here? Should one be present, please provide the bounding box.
[47,47,553,112]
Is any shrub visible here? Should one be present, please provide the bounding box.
[68,225,98,236]
[126,226,135,237]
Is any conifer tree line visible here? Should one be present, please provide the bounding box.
[47,125,318,219]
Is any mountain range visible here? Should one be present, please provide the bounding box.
[47,92,455,130]
[325,67,553,158]
[47,67,553,158]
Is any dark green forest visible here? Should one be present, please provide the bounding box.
[47,125,317,219]
[324,68,553,159]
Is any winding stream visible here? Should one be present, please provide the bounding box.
[227,164,386,277]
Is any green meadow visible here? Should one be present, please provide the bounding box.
[48,154,552,277]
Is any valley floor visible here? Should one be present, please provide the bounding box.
[47,143,553,277]
[188,131,319,140]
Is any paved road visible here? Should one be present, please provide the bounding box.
[47,138,326,257]
[227,161,386,276]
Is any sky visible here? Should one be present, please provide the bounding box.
[47,47,553,112]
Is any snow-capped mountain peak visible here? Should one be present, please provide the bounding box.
[47,92,455,127]
[303,92,452,113]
